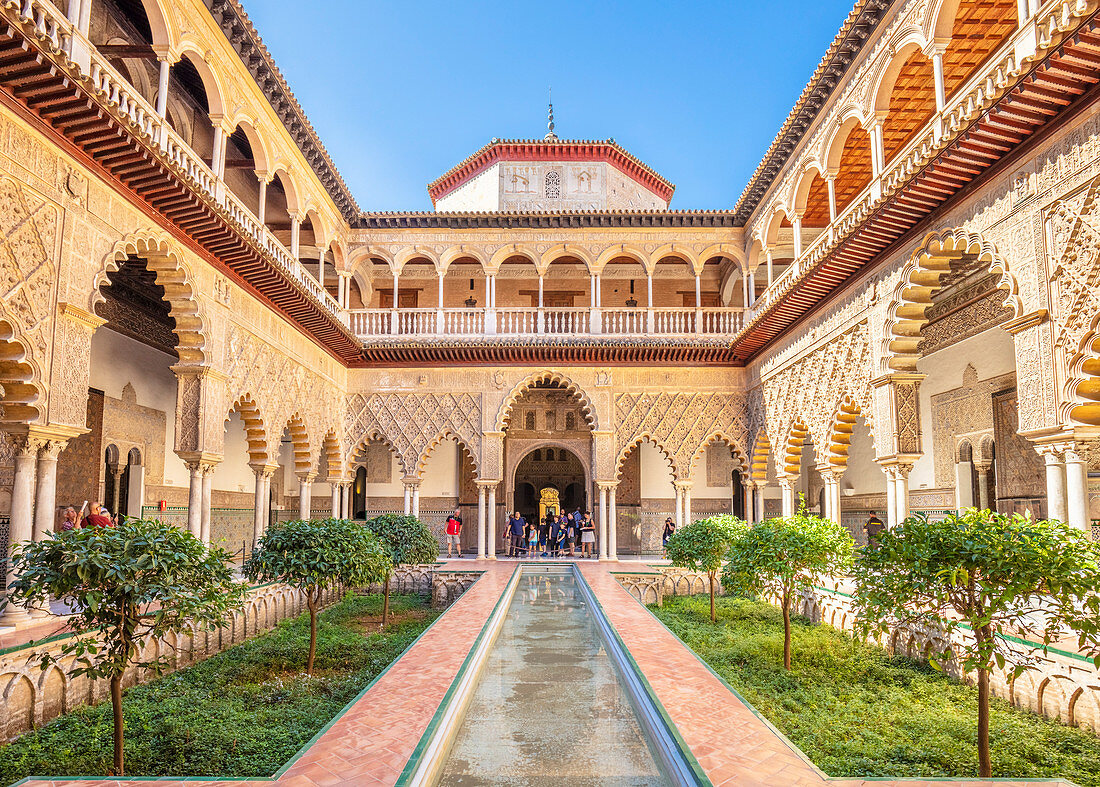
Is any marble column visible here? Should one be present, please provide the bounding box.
[486,484,497,559]
[33,440,65,542]
[1042,448,1066,523]
[779,477,794,518]
[200,464,215,544]
[186,461,203,538]
[330,484,340,519]
[476,483,487,560]
[403,484,411,515]
[598,485,609,560]
[2,435,41,625]
[342,483,351,519]
[883,465,898,528]
[1065,448,1089,531]
[743,481,754,523]
[754,485,765,523]
[411,484,421,519]
[673,484,684,530]
[298,475,313,521]
[894,464,912,525]
[682,484,692,525]
[608,485,618,560]
[251,465,275,545]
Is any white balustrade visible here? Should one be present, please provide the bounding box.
[347,306,743,340]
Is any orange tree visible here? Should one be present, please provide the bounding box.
[664,514,747,622]
[853,509,1100,779]
[364,514,439,626]
[5,518,247,776]
[244,518,390,673]
[722,507,853,669]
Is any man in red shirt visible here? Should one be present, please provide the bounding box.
[445,508,462,558]
[81,502,113,529]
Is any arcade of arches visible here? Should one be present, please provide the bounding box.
[0,0,1097,633]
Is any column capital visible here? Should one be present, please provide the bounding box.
[178,451,222,473]
[674,480,694,491]
[596,480,619,491]
[402,477,422,489]
[296,471,318,483]
[250,462,280,479]
[475,479,500,488]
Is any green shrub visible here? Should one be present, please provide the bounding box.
[653,595,1100,785]
[0,593,436,781]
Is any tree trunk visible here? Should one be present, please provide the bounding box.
[708,571,716,623]
[110,673,124,775]
[382,569,391,628]
[978,664,991,777]
[306,590,318,675]
[782,591,792,670]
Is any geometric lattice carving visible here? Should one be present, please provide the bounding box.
[763,322,873,463]
[345,392,482,476]
[615,391,749,481]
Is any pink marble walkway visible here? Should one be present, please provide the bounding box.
[11,559,1084,787]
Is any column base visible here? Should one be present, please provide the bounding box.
[0,607,32,626]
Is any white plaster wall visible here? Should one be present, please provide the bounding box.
[842,419,886,494]
[89,328,187,488]
[366,453,406,499]
[420,439,460,497]
[434,164,501,211]
[639,440,675,499]
[210,411,253,494]
[912,327,1016,489]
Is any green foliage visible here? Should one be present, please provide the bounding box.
[665,514,748,622]
[664,514,747,576]
[243,518,392,596]
[652,595,1100,785]
[363,514,439,569]
[0,593,437,781]
[7,518,248,683]
[853,510,1100,676]
[723,507,853,668]
[722,509,853,603]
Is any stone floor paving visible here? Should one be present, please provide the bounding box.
[9,559,1086,787]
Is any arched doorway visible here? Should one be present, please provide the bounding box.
[513,447,588,525]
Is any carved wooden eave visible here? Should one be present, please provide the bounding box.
[355,210,740,230]
[354,337,743,367]
[733,11,1100,362]
[730,0,895,225]
[206,0,360,222]
[0,6,362,362]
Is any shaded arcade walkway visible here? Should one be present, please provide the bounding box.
[13,560,1083,787]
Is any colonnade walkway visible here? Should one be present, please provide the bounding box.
[13,560,1077,787]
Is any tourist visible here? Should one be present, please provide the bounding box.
[445,508,462,558]
[555,515,568,557]
[540,513,552,557]
[865,514,885,546]
[663,517,675,548]
[564,514,577,557]
[580,512,595,557]
[506,511,526,557]
[81,502,112,529]
[59,506,79,532]
[527,519,539,557]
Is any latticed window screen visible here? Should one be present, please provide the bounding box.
[545,171,561,198]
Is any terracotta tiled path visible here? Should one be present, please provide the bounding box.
[11,560,1083,787]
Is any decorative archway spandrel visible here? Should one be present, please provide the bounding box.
[615,391,750,481]
[759,322,873,454]
[344,391,484,475]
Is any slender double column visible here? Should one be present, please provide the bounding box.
[2,434,44,625]
[778,476,795,518]
[251,464,278,545]
[298,473,315,521]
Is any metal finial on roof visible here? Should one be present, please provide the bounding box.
[545,87,558,140]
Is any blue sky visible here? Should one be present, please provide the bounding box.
[244,0,855,212]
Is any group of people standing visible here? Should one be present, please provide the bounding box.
[58,502,116,531]
[505,509,597,558]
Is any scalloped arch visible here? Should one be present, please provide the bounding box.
[94,232,209,366]
[228,394,270,466]
[615,434,679,482]
[496,370,598,432]
[883,228,1022,372]
[686,431,747,483]
[416,430,480,478]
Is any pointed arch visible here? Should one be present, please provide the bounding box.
[781,420,811,477]
[283,414,312,476]
[94,232,209,366]
[823,396,866,471]
[496,370,598,432]
[883,228,1022,372]
[615,434,679,483]
[0,318,45,427]
[417,430,480,478]
[348,430,408,478]
[687,431,747,483]
[228,394,269,466]
[749,430,772,483]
